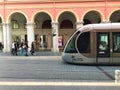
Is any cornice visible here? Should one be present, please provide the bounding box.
[0,3,119,9]
[0,0,105,4]
[0,0,120,9]
[0,0,120,5]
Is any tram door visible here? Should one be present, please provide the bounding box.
[97,32,110,63]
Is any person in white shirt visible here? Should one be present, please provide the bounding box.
[11,42,15,55]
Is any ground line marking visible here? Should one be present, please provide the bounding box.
[0,82,120,86]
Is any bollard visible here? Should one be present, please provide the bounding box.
[115,70,120,83]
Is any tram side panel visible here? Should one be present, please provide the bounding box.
[79,30,97,63]
[111,30,120,64]
[91,30,97,62]
[75,30,96,64]
[62,29,120,64]
[79,29,120,64]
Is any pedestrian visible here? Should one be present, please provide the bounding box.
[23,41,29,56]
[20,39,24,56]
[30,41,35,55]
[14,41,18,55]
[11,41,15,55]
[0,42,3,51]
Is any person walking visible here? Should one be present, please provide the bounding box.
[0,42,3,51]
[14,41,18,55]
[11,41,15,55]
[30,41,35,55]
[20,39,24,56]
[23,41,29,56]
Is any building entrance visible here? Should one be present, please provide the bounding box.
[35,35,48,51]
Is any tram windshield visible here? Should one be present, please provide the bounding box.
[77,32,90,53]
[65,31,80,53]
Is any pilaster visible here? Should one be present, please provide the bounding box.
[26,22,35,51]
[2,23,12,52]
[76,21,84,29]
[51,21,59,52]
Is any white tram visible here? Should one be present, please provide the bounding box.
[62,23,120,65]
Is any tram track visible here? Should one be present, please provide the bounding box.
[96,66,115,80]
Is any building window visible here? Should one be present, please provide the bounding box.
[12,20,19,29]
[113,32,120,53]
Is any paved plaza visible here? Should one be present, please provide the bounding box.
[0,51,120,89]
[0,55,120,82]
[0,51,61,56]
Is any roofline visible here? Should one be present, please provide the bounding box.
[79,23,120,32]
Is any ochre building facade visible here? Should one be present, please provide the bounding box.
[0,0,120,52]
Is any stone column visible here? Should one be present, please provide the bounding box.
[2,23,12,52]
[51,21,59,52]
[6,23,12,52]
[2,23,7,52]
[76,21,84,29]
[101,20,111,23]
[26,22,34,51]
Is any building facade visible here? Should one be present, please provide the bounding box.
[0,0,120,52]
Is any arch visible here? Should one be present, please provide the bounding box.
[82,9,104,22]
[31,10,53,22]
[58,11,77,29]
[6,10,28,23]
[82,10,103,25]
[109,9,120,22]
[56,10,78,22]
[34,11,52,29]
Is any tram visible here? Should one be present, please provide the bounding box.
[62,23,120,65]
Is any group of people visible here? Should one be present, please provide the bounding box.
[11,40,36,56]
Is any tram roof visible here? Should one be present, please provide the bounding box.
[79,23,120,32]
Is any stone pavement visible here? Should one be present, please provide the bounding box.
[0,51,62,56]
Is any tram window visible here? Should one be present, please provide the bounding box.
[77,32,90,53]
[65,31,80,53]
[113,32,120,53]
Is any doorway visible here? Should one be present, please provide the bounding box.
[35,35,48,50]
[96,32,110,63]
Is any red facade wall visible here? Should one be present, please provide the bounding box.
[0,0,120,22]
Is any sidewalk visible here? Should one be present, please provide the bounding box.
[0,51,62,56]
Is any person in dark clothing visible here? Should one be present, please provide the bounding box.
[20,39,24,56]
[23,41,29,56]
[30,41,35,55]
[0,42,3,51]
[14,41,18,55]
